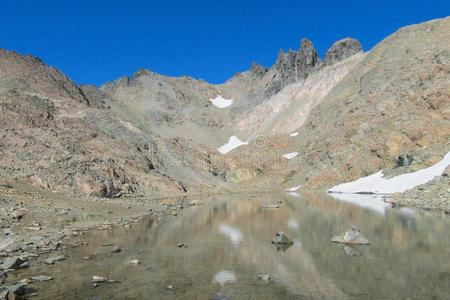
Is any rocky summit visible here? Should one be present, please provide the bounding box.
[0,17,449,207]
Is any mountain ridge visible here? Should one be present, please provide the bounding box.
[0,17,448,204]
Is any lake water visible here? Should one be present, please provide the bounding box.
[9,193,450,299]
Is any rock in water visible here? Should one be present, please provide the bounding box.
[271,231,293,245]
[331,226,370,245]
[257,274,270,281]
[92,276,107,283]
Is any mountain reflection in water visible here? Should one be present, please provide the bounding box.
[10,193,450,299]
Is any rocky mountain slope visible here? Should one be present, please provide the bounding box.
[0,17,448,202]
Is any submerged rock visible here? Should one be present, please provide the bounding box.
[271,231,293,245]
[260,204,279,209]
[257,274,270,281]
[331,226,370,245]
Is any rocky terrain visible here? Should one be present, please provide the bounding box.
[0,19,449,210]
[0,16,449,299]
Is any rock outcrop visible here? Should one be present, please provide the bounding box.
[324,38,363,66]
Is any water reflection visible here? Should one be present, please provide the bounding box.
[213,270,236,286]
[218,224,243,246]
[8,193,450,299]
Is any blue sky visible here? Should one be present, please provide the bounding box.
[1,1,448,86]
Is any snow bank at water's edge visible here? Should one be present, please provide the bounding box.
[328,151,450,194]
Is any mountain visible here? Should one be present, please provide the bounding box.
[0,17,448,202]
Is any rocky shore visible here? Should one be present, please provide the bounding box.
[0,180,204,298]
[388,167,450,213]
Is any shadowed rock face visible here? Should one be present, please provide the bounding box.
[267,38,322,97]
[324,38,363,66]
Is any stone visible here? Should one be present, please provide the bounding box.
[257,274,270,281]
[111,247,121,253]
[331,226,370,245]
[260,204,279,209]
[271,231,293,245]
[92,276,107,283]
[45,255,65,265]
[130,259,141,265]
[167,284,175,291]
[31,275,52,282]
[1,256,24,270]
[6,282,27,296]
[0,287,8,300]
[324,38,363,65]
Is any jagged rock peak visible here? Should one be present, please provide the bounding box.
[250,62,268,77]
[100,75,130,91]
[274,38,321,80]
[297,38,321,78]
[324,37,363,66]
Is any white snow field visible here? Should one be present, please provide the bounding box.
[209,95,234,108]
[286,185,302,192]
[283,152,298,159]
[217,136,248,154]
[329,151,450,194]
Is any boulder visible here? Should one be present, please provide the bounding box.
[1,257,24,270]
[331,226,370,245]
[271,231,293,245]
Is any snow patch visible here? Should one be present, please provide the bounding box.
[289,132,299,137]
[286,185,301,191]
[209,95,234,108]
[283,152,298,159]
[329,151,450,194]
[217,136,248,154]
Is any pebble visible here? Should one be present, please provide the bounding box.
[130,259,141,265]
[112,247,121,253]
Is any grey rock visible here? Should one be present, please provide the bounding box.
[111,247,121,253]
[0,287,8,300]
[271,231,293,245]
[92,276,107,283]
[45,255,65,265]
[324,38,363,66]
[331,226,370,245]
[7,282,27,296]
[260,204,279,209]
[1,256,24,270]
[31,275,52,282]
[257,274,270,281]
